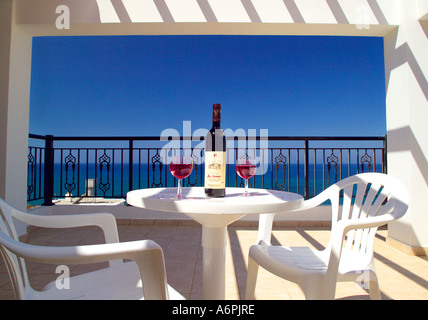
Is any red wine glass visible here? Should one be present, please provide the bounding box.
[169,156,193,199]
[236,156,257,196]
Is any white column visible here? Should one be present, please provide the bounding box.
[384,0,428,253]
[0,0,13,201]
[0,1,33,211]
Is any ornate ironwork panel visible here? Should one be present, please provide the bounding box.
[98,150,111,196]
[360,150,372,173]
[326,150,338,187]
[64,151,77,195]
[151,150,163,188]
[27,149,35,197]
[274,150,287,191]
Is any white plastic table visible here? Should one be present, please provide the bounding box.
[126,187,303,300]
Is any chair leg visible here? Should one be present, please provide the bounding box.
[355,270,381,300]
[302,282,335,300]
[245,257,259,300]
[368,273,381,300]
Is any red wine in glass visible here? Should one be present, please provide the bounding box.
[170,163,193,180]
[236,163,257,179]
[169,156,193,199]
[236,157,257,196]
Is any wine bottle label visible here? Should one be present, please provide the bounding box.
[204,151,226,189]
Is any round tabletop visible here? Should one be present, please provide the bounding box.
[126,187,303,215]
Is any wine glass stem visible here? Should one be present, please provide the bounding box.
[177,179,182,199]
[245,179,249,196]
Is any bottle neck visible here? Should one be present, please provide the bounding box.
[212,120,221,128]
[212,103,221,128]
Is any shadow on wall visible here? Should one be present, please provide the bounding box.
[387,125,428,249]
[384,24,428,102]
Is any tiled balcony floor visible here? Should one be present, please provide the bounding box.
[1,222,427,300]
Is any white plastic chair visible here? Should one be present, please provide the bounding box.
[0,198,185,300]
[245,173,409,300]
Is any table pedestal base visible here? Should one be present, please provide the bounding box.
[202,225,227,300]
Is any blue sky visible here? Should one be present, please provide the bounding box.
[30,35,386,138]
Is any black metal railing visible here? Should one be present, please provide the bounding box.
[27,134,387,206]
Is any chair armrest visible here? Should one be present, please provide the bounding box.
[0,234,169,300]
[340,214,396,234]
[297,187,337,212]
[15,211,120,244]
[256,187,336,244]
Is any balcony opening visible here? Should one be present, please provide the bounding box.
[28,35,386,206]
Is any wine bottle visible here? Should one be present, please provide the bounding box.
[204,103,226,197]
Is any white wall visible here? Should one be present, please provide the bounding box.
[384,2,428,248]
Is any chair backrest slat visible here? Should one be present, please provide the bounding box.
[326,173,408,258]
